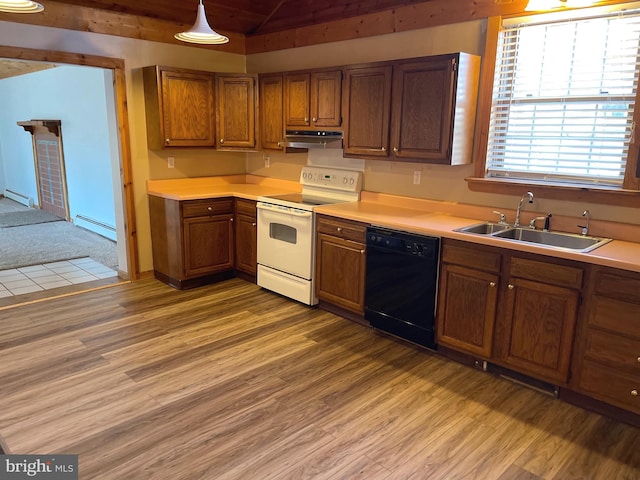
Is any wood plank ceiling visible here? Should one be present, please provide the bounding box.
[45,0,429,36]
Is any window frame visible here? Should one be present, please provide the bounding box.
[469,15,640,207]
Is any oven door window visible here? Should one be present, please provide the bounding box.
[270,222,297,244]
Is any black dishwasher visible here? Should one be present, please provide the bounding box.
[365,226,440,349]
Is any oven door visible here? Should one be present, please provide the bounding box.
[256,202,314,279]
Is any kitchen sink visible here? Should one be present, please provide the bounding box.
[454,222,513,235]
[492,228,612,252]
[456,223,612,253]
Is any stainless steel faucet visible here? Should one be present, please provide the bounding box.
[578,210,590,236]
[514,191,534,227]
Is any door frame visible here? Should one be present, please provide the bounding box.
[0,45,139,279]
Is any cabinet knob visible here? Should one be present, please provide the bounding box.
[508,284,514,290]
[220,139,224,144]
[207,206,213,212]
[632,390,638,397]
[312,117,317,122]
[381,147,386,152]
[336,227,342,233]
[393,147,399,153]
[489,282,496,288]
[165,139,170,144]
[360,249,365,254]
[304,117,308,122]
[230,218,234,222]
[252,222,257,227]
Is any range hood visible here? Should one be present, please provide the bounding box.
[284,130,343,149]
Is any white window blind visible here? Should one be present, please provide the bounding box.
[487,7,640,186]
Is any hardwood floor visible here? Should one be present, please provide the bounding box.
[0,278,638,479]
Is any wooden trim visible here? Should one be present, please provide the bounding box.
[0,45,139,280]
[473,16,501,178]
[466,177,640,207]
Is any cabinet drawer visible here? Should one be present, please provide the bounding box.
[510,257,583,289]
[441,243,501,273]
[578,359,640,414]
[182,199,233,218]
[316,215,366,243]
[235,198,256,218]
[584,327,640,372]
[594,270,640,303]
[589,296,640,339]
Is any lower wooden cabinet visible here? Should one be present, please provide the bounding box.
[315,215,367,314]
[437,239,584,386]
[149,196,234,289]
[494,256,582,385]
[571,267,640,414]
[436,241,501,358]
[234,198,257,276]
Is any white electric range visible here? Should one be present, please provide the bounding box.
[256,166,363,305]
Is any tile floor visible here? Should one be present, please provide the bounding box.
[0,257,118,298]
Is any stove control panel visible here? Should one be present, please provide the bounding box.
[300,167,362,193]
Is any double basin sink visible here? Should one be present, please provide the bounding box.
[455,222,612,253]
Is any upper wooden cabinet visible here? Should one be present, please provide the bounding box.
[284,70,342,130]
[259,74,285,151]
[342,65,393,157]
[343,53,480,164]
[143,66,216,149]
[216,74,258,150]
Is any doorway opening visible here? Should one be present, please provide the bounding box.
[0,47,137,307]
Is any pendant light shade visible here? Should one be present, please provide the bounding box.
[525,0,596,11]
[175,0,229,45]
[0,0,44,13]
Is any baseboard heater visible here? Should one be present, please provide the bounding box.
[3,189,33,207]
[75,215,116,232]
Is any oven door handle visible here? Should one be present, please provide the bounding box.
[257,203,313,218]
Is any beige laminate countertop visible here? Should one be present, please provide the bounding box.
[146,177,640,274]
[146,176,299,201]
[315,201,640,274]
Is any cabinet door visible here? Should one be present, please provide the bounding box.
[343,66,392,157]
[216,74,257,149]
[390,58,455,162]
[436,264,499,358]
[311,70,342,128]
[284,73,311,128]
[498,277,579,384]
[160,68,216,148]
[183,214,234,277]
[316,233,366,314]
[234,199,257,276]
[259,74,284,151]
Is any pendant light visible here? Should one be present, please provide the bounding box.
[525,0,596,11]
[175,0,229,45]
[0,0,44,13]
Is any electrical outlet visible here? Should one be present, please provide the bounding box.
[168,157,175,169]
[264,154,270,168]
[413,170,421,185]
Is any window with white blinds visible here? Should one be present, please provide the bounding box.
[486,6,640,186]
